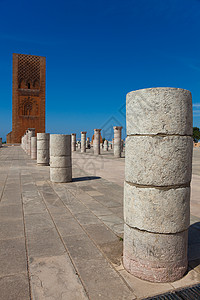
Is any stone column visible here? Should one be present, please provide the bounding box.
[123,87,193,283]
[81,131,87,153]
[27,128,35,155]
[0,138,2,147]
[86,137,90,149]
[113,126,122,158]
[108,142,112,150]
[71,134,76,152]
[37,133,50,165]
[31,137,37,160]
[93,129,101,155]
[121,139,124,152]
[77,142,81,149]
[50,134,72,183]
[103,140,108,151]
[25,130,28,153]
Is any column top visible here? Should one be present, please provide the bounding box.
[81,131,87,134]
[71,133,76,135]
[113,126,123,130]
[94,129,101,132]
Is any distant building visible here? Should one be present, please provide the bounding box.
[7,53,46,143]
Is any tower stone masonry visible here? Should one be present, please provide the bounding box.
[7,53,46,143]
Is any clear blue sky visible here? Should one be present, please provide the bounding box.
[0,0,200,141]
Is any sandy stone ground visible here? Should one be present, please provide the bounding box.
[0,146,199,300]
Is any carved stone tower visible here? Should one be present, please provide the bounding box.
[7,53,46,143]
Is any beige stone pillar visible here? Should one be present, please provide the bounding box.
[31,137,37,160]
[50,134,72,183]
[86,137,90,149]
[93,129,101,155]
[0,138,2,147]
[113,126,122,158]
[27,128,35,155]
[103,140,108,151]
[37,133,50,165]
[81,131,87,153]
[123,87,193,282]
[71,134,76,152]
[108,142,112,150]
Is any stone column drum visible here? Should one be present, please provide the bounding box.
[50,134,72,183]
[37,133,50,166]
[103,140,108,151]
[81,131,87,153]
[113,126,122,158]
[31,137,37,160]
[27,128,35,155]
[123,88,193,282]
[71,134,76,152]
[93,129,101,155]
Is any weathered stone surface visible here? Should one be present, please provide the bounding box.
[71,133,76,151]
[29,255,88,300]
[50,134,72,183]
[37,150,49,165]
[50,156,71,168]
[124,181,190,233]
[103,140,108,151]
[123,224,188,282]
[126,88,193,135]
[81,131,87,153]
[37,133,50,166]
[93,129,101,155]
[50,134,71,156]
[31,136,37,160]
[113,126,122,158]
[125,135,193,186]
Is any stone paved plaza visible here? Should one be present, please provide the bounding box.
[0,145,199,300]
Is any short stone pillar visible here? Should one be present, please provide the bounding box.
[31,137,37,160]
[50,134,72,183]
[121,139,124,152]
[25,130,28,153]
[77,142,81,149]
[27,128,35,155]
[103,140,108,151]
[0,138,2,147]
[113,126,122,158]
[86,137,90,149]
[123,87,193,282]
[108,142,112,150]
[81,131,87,153]
[37,133,50,166]
[93,129,101,155]
[71,134,76,152]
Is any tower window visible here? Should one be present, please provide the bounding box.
[28,82,30,89]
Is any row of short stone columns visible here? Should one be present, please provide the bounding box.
[71,128,124,157]
[20,87,193,283]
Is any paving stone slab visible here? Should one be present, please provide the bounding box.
[29,255,88,300]
[0,273,30,300]
[0,219,24,239]
[0,238,27,276]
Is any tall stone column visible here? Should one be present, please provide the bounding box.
[25,130,29,153]
[37,133,50,166]
[81,131,87,153]
[71,134,76,152]
[50,134,72,183]
[93,129,101,155]
[123,87,193,282]
[103,140,108,151]
[113,126,122,158]
[31,137,37,160]
[0,138,2,147]
[27,128,35,155]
